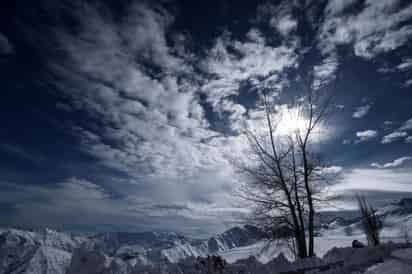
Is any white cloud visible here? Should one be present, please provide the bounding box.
[405,136,412,143]
[381,131,408,144]
[273,14,298,36]
[371,156,412,168]
[313,54,339,89]
[255,1,341,89]
[200,28,297,115]
[352,104,372,118]
[46,2,215,177]
[257,1,298,37]
[397,58,412,71]
[403,78,412,87]
[379,117,412,143]
[319,0,412,58]
[342,139,351,145]
[1,177,241,235]
[325,0,358,16]
[355,129,378,143]
[331,168,412,193]
[1,178,111,217]
[0,32,13,55]
[400,117,412,131]
[321,165,343,174]
[354,25,412,58]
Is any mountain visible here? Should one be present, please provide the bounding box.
[1,198,412,273]
[160,224,267,263]
[86,224,268,265]
[0,228,84,274]
[0,224,267,273]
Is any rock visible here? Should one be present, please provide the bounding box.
[352,240,365,248]
[67,245,132,274]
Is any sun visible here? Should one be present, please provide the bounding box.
[276,107,309,136]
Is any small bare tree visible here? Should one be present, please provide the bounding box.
[356,195,382,246]
[237,85,333,258]
[400,225,410,245]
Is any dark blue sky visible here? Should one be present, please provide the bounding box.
[1,0,412,236]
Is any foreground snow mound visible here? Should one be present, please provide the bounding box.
[131,254,329,274]
[365,248,412,274]
[322,242,409,274]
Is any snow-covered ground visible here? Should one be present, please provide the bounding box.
[218,234,402,264]
[365,248,412,274]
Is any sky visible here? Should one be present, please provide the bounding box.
[1,0,412,237]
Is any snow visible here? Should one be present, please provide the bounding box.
[218,235,368,264]
[218,240,294,263]
[0,228,82,274]
[365,248,412,274]
[219,241,269,263]
[0,244,71,274]
[19,247,71,274]
[161,240,208,263]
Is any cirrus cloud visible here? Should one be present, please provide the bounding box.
[352,104,372,118]
[355,129,378,143]
[0,32,13,55]
[371,156,412,168]
[381,131,408,144]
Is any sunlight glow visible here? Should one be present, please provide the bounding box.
[276,107,309,136]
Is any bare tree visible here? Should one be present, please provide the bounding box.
[295,85,333,256]
[400,225,410,245]
[356,195,381,246]
[237,86,332,258]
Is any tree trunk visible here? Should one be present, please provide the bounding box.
[295,231,307,258]
[291,146,307,257]
[302,147,315,257]
[292,147,308,258]
[307,198,314,256]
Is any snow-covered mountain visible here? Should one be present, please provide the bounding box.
[160,224,267,263]
[0,225,267,273]
[0,228,85,274]
[1,198,412,273]
[85,224,268,265]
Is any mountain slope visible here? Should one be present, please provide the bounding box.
[0,229,74,274]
